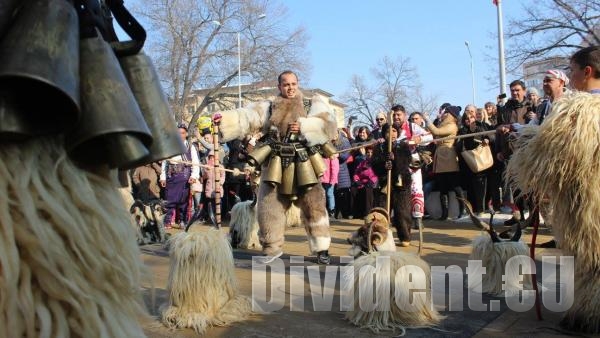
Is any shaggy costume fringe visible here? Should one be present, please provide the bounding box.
[342,251,442,333]
[161,229,253,334]
[0,137,147,337]
[229,199,261,249]
[506,92,600,333]
[469,236,532,297]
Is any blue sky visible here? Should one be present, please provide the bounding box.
[118,1,524,112]
[283,0,524,111]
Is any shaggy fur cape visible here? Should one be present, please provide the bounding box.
[161,229,253,334]
[469,236,531,297]
[506,91,600,333]
[343,251,442,334]
[0,137,147,337]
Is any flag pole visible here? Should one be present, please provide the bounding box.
[496,0,507,99]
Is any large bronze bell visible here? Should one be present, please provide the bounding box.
[320,141,337,158]
[66,33,152,169]
[247,143,272,167]
[295,159,318,190]
[279,162,297,198]
[119,52,185,167]
[0,0,80,136]
[308,146,327,178]
[295,147,318,190]
[263,154,282,186]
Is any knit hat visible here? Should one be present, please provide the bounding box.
[444,105,461,120]
[545,69,570,86]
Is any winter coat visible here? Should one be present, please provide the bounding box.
[131,163,161,202]
[427,115,459,174]
[336,131,353,189]
[320,156,340,185]
[202,160,226,198]
[353,159,378,188]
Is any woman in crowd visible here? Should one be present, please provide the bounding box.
[423,105,466,220]
[456,106,492,215]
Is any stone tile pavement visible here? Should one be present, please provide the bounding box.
[139,212,591,338]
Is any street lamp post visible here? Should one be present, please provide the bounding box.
[464,41,476,105]
[213,15,266,109]
[237,32,241,107]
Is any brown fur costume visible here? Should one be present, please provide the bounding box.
[506,91,600,333]
[218,91,337,256]
[0,137,147,337]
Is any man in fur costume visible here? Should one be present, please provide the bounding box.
[213,70,338,264]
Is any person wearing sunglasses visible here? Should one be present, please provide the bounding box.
[370,112,387,141]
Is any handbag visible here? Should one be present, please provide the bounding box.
[461,144,493,173]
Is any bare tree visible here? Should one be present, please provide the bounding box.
[505,0,600,71]
[371,56,418,108]
[405,88,439,119]
[132,0,309,131]
[342,56,433,128]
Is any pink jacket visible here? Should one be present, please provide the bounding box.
[202,160,226,198]
[320,157,339,185]
[353,159,378,188]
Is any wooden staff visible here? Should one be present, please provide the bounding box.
[212,116,222,229]
[168,159,239,173]
[415,129,496,145]
[334,140,380,154]
[386,111,394,217]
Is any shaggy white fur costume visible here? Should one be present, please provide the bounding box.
[0,137,147,337]
[461,199,532,297]
[161,229,253,334]
[507,92,600,333]
[342,251,442,334]
[218,91,337,257]
[469,236,531,297]
[229,198,262,249]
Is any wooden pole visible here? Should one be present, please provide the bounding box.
[386,111,394,217]
[212,118,222,229]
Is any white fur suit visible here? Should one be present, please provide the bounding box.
[217,91,338,259]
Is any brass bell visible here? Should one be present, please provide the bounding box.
[118,52,186,167]
[295,146,319,190]
[279,162,297,197]
[247,144,272,167]
[263,154,282,186]
[320,141,337,158]
[0,0,80,136]
[66,32,152,169]
[296,159,318,190]
[308,147,327,178]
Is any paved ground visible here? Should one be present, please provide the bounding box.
[139,212,592,338]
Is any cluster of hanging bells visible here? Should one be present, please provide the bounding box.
[0,0,185,170]
[247,135,338,200]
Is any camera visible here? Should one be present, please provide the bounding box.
[498,93,507,99]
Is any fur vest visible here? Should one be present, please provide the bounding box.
[218,90,337,147]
